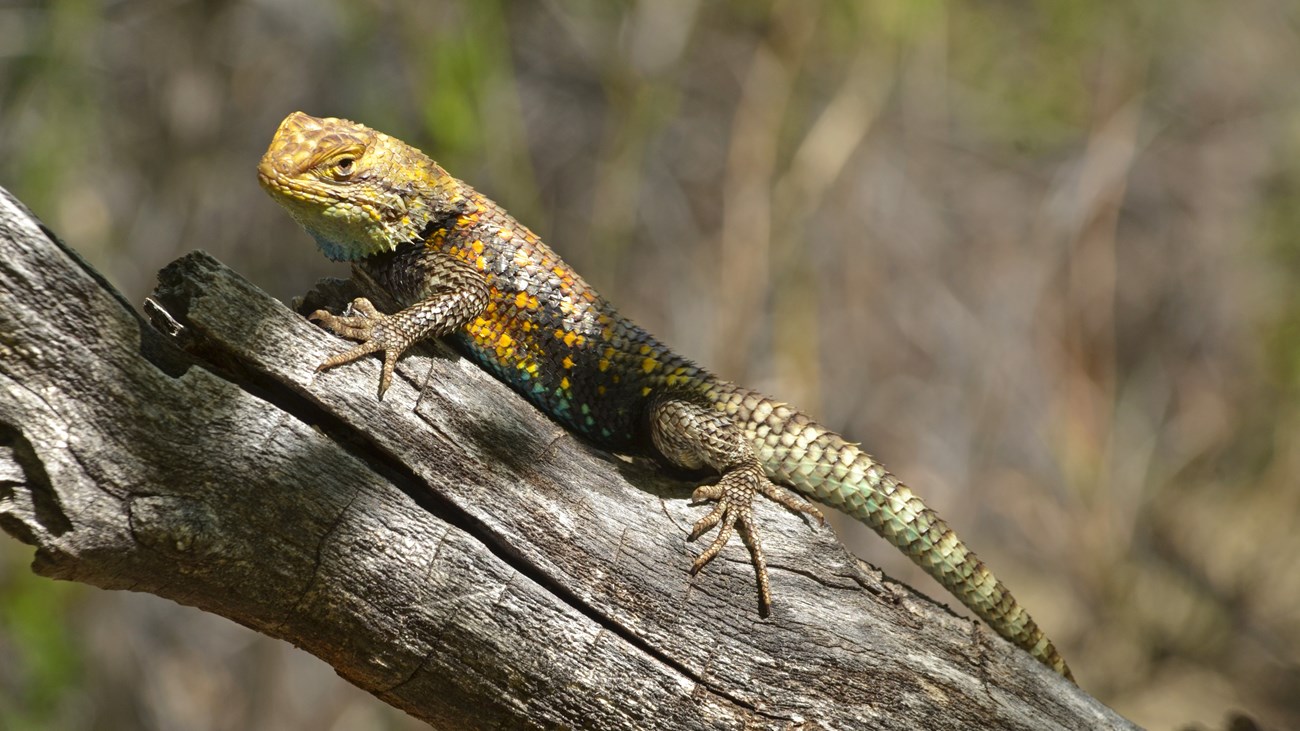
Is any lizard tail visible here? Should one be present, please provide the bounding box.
[723,387,1074,681]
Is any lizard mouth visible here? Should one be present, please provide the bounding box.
[255,162,283,196]
[256,146,305,202]
[256,162,319,204]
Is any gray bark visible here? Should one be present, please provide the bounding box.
[0,186,1137,730]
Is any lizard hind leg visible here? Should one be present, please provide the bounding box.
[650,395,824,614]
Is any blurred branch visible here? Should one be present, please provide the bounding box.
[0,187,1133,729]
[715,0,820,380]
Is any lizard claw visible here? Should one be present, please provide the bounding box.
[308,297,403,398]
[689,483,724,503]
[756,480,825,526]
[688,462,827,615]
[687,463,773,614]
[309,297,384,339]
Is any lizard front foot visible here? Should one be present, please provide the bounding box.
[306,261,489,400]
[309,297,406,398]
[689,461,825,615]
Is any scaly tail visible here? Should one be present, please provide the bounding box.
[718,386,1073,681]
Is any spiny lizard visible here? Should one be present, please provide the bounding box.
[257,111,1073,681]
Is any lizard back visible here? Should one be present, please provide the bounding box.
[372,192,713,450]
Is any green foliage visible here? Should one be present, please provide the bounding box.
[0,547,83,730]
[1258,117,1300,393]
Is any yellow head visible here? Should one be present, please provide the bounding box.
[257,112,464,261]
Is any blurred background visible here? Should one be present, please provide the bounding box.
[1,0,1298,728]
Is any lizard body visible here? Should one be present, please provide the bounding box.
[258,111,1073,681]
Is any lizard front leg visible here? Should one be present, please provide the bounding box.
[650,394,824,614]
[310,253,489,398]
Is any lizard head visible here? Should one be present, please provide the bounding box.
[258,112,465,261]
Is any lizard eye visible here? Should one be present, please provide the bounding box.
[332,156,356,178]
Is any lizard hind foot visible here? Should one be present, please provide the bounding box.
[687,462,771,613]
[687,462,822,615]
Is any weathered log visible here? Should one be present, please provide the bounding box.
[0,186,1135,729]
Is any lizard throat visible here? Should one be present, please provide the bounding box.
[259,172,419,262]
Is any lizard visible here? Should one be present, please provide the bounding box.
[257,111,1074,681]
